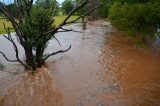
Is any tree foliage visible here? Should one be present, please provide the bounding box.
[19,7,54,68]
[35,0,59,15]
[61,0,74,15]
[98,0,160,41]
[98,0,113,17]
[6,4,18,18]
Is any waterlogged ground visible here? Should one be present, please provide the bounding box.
[0,20,160,106]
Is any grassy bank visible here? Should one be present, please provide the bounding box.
[53,16,79,26]
[0,16,79,34]
[0,19,12,34]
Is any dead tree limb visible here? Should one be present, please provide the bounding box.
[2,23,28,68]
[53,35,62,46]
[57,27,82,33]
[43,0,110,35]
[0,51,18,62]
[43,45,71,61]
[0,2,25,45]
[66,0,110,25]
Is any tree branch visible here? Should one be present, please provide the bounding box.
[66,0,110,25]
[43,45,71,61]
[2,23,28,69]
[0,2,25,44]
[53,35,61,46]
[0,51,18,62]
[43,0,91,35]
[61,0,91,25]
[57,27,82,33]
[43,0,110,35]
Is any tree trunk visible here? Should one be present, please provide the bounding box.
[24,47,36,70]
[36,46,45,68]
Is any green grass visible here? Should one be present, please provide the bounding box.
[53,16,80,26]
[0,16,80,34]
[0,18,12,34]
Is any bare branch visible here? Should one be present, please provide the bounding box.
[43,0,109,35]
[53,35,61,46]
[43,0,91,35]
[61,0,91,25]
[57,27,83,33]
[0,51,18,62]
[2,23,28,68]
[43,45,71,61]
[66,0,110,25]
[3,36,29,68]
[0,2,25,44]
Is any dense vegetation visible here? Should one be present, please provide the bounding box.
[61,0,74,15]
[100,0,160,42]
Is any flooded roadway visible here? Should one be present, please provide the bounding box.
[0,20,160,106]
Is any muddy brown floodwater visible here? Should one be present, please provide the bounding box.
[0,20,160,106]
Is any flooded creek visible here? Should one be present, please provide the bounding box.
[0,20,160,106]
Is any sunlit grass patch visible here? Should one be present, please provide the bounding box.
[53,16,80,26]
[0,18,12,34]
[0,16,80,34]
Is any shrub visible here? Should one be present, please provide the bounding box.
[0,62,5,70]
[108,1,160,41]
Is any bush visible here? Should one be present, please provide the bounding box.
[0,62,5,70]
[108,1,160,41]
[61,0,74,15]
